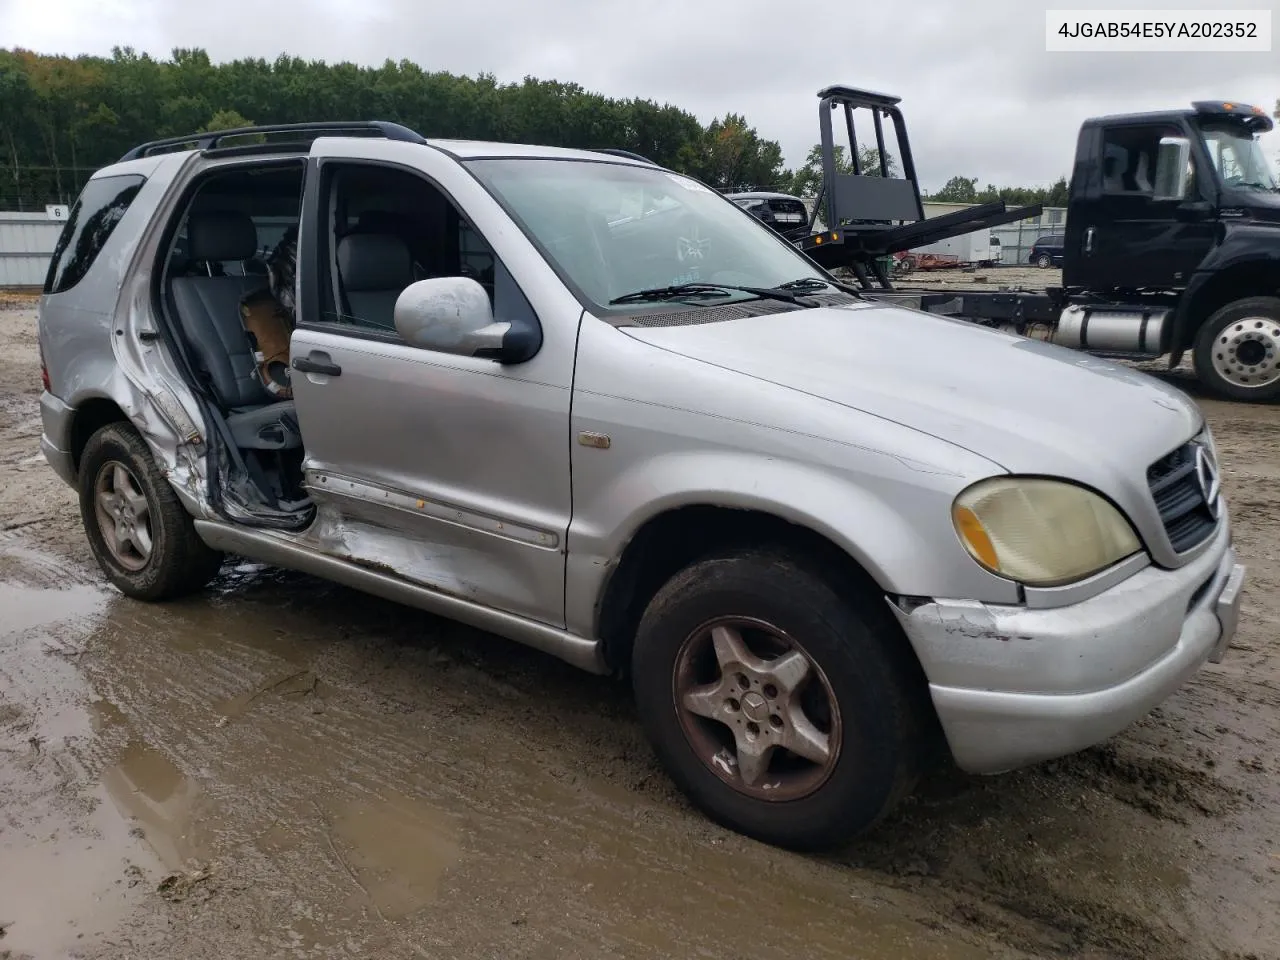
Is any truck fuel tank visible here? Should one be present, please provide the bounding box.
[1050,304,1170,355]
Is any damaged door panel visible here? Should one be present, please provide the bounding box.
[288,150,575,627]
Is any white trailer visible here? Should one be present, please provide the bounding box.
[909,228,1001,266]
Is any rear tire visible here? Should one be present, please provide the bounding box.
[631,549,930,851]
[1192,296,1280,403]
[78,422,224,600]
[1035,253,1052,268]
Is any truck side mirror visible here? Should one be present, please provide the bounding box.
[1153,137,1193,201]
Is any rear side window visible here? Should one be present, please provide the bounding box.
[44,174,147,294]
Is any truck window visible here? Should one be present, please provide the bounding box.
[1100,126,1177,196]
[44,174,146,294]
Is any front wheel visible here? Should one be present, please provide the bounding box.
[78,422,225,600]
[1192,296,1280,403]
[631,550,930,851]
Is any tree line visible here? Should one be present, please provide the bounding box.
[0,46,791,208]
[6,47,1262,213]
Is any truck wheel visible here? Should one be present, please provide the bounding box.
[631,549,930,851]
[1193,296,1280,402]
[1035,254,1052,268]
[78,422,225,600]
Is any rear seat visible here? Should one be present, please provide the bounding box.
[168,211,301,450]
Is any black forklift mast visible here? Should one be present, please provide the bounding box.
[802,85,1043,289]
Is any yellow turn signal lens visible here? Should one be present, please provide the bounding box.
[953,505,999,570]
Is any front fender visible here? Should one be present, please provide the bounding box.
[562,449,1021,640]
[1170,224,1280,354]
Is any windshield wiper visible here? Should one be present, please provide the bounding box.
[609,282,818,307]
[781,276,867,297]
[776,278,830,291]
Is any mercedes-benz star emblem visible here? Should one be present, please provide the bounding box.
[1194,445,1221,519]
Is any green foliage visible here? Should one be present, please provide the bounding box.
[925,174,1069,208]
[0,46,788,207]
[780,143,898,197]
[199,108,254,133]
[929,175,978,203]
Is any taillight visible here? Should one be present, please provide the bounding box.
[38,339,50,392]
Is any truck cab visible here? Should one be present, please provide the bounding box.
[1064,101,1277,291]
[1059,100,1280,399]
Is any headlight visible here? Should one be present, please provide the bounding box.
[952,478,1141,587]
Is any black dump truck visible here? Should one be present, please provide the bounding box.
[768,86,1280,403]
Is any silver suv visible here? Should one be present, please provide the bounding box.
[36,121,1245,850]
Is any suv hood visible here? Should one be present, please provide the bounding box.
[621,301,1202,478]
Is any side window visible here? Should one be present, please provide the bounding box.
[1100,126,1175,196]
[459,220,495,292]
[318,163,540,356]
[44,174,146,294]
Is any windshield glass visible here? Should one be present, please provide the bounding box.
[465,158,829,309]
[1197,123,1279,190]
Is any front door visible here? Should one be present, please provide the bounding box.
[1076,122,1216,290]
[287,142,579,627]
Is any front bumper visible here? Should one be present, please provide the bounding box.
[39,390,77,487]
[892,521,1245,774]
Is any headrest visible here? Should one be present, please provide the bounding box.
[337,233,414,292]
[187,211,258,262]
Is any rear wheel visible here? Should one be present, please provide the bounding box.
[631,549,930,851]
[1035,253,1052,268]
[1192,296,1280,403]
[78,422,224,600]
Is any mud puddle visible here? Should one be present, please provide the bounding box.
[0,538,1022,960]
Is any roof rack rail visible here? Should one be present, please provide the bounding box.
[118,121,427,163]
[591,148,657,165]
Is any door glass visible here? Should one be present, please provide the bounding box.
[316,164,540,349]
[1099,126,1177,197]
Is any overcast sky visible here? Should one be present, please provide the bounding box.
[1,0,1276,191]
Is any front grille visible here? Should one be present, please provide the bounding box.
[1146,439,1219,553]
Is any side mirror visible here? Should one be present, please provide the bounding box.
[393,276,511,360]
[1152,137,1193,201]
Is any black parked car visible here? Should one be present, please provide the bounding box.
[726,191,813,241]
[1028,233,1065,267]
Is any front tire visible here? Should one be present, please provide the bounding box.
[631,549,930,851]
[78,422,225,600]
[1192,296,1280,403]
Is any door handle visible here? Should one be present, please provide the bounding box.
[292,353,342,376]
[1084,226,1095,254]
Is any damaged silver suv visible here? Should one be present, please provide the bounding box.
[37,121,1246,850]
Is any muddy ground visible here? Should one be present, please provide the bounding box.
[891,263,1063,292]
[0,291,1277,960]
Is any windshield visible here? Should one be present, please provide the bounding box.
[465,158,829,309]
[1197,123,1279,191]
